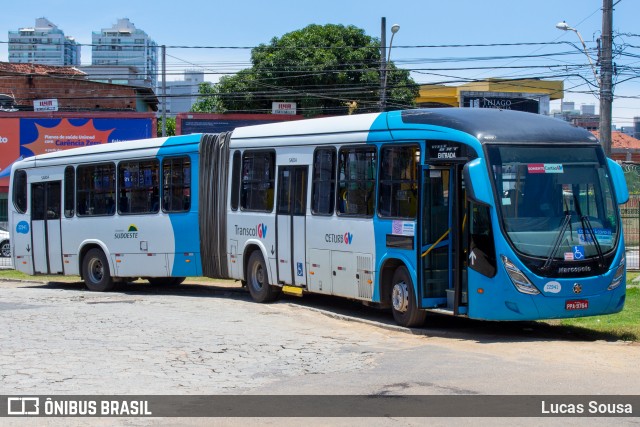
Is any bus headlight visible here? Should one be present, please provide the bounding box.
[608,258,625,291]
[501,255,540,295]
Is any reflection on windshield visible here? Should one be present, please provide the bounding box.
[488,146,618,259]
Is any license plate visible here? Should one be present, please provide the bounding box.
[565,299,589,310]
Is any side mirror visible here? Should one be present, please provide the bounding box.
[607,159,629,204]
[463,158,493,206]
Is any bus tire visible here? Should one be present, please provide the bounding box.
[246,251,279,303]
[391,266,426,327]
[148,277,185,286]
[82,248,115,292]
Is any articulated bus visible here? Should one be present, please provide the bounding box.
[8,108,629,327]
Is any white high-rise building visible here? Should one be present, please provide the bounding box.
[8,18,80,66]
[161,70,205,116]
[91,18,157,88]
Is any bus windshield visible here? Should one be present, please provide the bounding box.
[487,145,619,260]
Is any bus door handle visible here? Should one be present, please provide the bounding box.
[333,271,336,276]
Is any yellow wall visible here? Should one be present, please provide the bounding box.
[417,79,564,106]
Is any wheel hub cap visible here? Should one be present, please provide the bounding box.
[392,281,409,313]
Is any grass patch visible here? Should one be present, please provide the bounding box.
[0,269,238,286]
[0,269,81,283]
[541,271,640,342]
[542,287,640,341]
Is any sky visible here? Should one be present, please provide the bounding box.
[1,0,639,127]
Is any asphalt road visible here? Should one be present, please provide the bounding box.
[0,278,638,426]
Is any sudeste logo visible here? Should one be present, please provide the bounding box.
[325,232,353,245]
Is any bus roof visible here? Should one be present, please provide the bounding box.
[19,133,202,163]
[397,109,599,144]
[231,108,599,145]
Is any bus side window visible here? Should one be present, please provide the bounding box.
[241,150,275,212]
[378,145,419,219]
[12,169,27,214]
[162,156,191,213]
[64,166,75,217]
[76,163,116,216]
[311,148,336,215]
[336,146,376,217]
[230,151,241,211]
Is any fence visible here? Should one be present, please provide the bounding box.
[0,221,10,269]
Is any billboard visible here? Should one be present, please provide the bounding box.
[462,96,540,114]
[176,113,304,135]
[0,116,155,188]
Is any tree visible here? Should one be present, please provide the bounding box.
[190,82,224,113]
[157,116,175,136]
[196,24,419,116]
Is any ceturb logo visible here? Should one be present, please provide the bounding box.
[325,232,353,245]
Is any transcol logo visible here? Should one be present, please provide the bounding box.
[257,223,267,239]
[234,223,268,239]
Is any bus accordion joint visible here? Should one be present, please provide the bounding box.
[421,229,450,258]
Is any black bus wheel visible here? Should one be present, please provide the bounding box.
[82,248,115,292]
[246,251,280,303]
[391,266,426,327]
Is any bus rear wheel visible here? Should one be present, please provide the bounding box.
[391,266,426,327]
[82,248,114,292]
[246,251,280,303]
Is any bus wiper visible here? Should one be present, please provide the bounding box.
[542,214,571,271]
[581,215,605,268]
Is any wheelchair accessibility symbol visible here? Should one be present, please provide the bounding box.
[572,245,585,260]
[297,262,304,276]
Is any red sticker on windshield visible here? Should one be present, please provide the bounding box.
[527,164,545,174]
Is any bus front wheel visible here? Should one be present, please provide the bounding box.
[391,266,426,327]
[246,251,280,303]
[82,248,115,292]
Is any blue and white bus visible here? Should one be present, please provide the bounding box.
[8,108,629,327]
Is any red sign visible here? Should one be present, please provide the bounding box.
[0,118,20,187]
[527,164,545,174]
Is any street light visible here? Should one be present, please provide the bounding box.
[557,14,614,158]
[380,20,400,112]
[555,21,599,84]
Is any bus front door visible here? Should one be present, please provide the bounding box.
[276,166,308,287]
[31,181,64,275]
[419,165,466,313]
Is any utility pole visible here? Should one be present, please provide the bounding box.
[380,17,387,112]
[600,0,613,156]
[161,44,167,137]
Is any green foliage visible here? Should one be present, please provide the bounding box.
[622,165,640,194]
[201,24,419,116]
[191,82,225,113]
[156,116,175,136]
